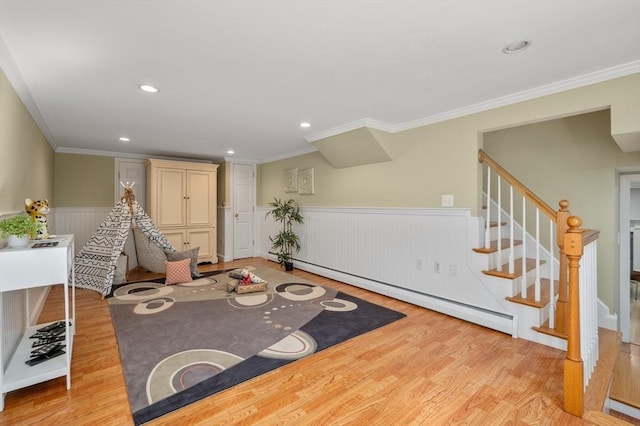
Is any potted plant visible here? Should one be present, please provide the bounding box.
[266,198,304,271]
[0,214,40,248]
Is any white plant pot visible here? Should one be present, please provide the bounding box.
[7,235,29,248]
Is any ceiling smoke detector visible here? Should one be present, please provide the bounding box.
[502,40,532,54]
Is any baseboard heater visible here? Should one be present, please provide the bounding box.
[291,258,516,337]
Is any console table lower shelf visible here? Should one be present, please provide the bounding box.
[2,320,74,394]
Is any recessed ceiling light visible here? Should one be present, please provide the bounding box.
[119,137,130,142]
[300,122,311,128]
[139,84,159,93]
[502,40,532,54]
[226,149,235,155]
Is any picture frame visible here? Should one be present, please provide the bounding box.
[284,168,298,193]
[298,168,315,195]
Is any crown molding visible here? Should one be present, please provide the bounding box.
[305,60,640,142]
[395,60,640,132]
[56,147,212,163]
[0,33,58,150]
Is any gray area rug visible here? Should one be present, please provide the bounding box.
[108,266,406,424]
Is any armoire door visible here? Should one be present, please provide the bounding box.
[157,168,186,227]
[187,170,214,226]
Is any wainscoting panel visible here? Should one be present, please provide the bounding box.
[257,206,515,335]
[49,207,112,255]
[1,291,25,370]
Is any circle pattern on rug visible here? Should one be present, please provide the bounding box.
[258,330,317,360]
[147,349,244,404]
[134,296,175,315]
[275,283,326,301]
[320,298,358,312]
[113,282,173,301]
[226,293,274,308]
[262,304,297,330]
[177,277,218,287]
[173,364,223,391]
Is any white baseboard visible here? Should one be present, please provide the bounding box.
[265,254,516,337]
[597,299,618,331]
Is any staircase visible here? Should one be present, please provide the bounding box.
[477,149,602,418]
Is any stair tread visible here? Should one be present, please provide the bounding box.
[506,278,558,308]
[482,258,545,279]
[532,320,567,340]
[584,329,623,413]
[473,238,523,254]
[488,221,506,228]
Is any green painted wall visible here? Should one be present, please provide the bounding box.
[0,69,54,212]
[258,72,640,314]
[216,161,230,207]
[53,153,114,207]
[258,74,640,217]
[484,110,640,310]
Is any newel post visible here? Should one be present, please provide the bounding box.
[563,215,584,417]
[555,200,571,335]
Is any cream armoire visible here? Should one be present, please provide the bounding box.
[146,159,218,264]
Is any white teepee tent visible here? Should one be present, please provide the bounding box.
[74,183,175,296]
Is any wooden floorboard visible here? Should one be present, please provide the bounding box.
[609,292,640,412]
[0,258,632,425]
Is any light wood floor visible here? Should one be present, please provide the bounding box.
[0,258,633,425]
[609,293,640,412]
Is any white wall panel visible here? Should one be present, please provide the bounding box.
[49,207,111,255]
[258,206,510,314]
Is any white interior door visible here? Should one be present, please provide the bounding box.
[233,163,255,259]
[116,159,146,210]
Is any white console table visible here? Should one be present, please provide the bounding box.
[0,234,75,411]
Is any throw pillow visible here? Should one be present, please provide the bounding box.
[133,227,167,273]
[166,247,202,277]
[165,258,193,285]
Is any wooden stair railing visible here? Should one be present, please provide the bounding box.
[563,216,601,417]
[479,149,567,331]
[478,149,601,418]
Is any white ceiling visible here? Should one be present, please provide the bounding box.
[1,1,639,163]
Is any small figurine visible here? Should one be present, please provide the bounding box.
[25,198,50,239]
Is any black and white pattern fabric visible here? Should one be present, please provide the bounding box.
[74,199,175,296]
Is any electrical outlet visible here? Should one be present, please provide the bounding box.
[449,264,457,276]
[416,259,422,270]
[441,194,454,207]
[434,261,441,273]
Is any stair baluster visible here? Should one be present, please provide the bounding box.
[535,208,541,302]
[485,169,491,250]
[549,218,556,329]
[497,176,503,272]
[521,195,527,297]
[508,186,515,274]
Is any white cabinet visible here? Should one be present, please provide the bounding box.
[147,159,219,263]
[0,235,76,411]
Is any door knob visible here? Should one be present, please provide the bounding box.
[235,213,239,218]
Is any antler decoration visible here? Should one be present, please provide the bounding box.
[119,181,136,215]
